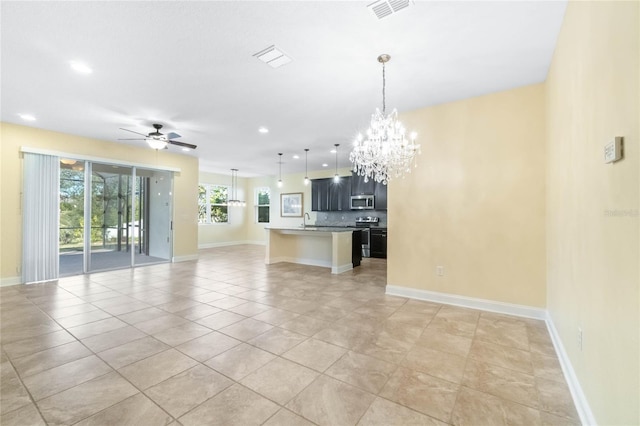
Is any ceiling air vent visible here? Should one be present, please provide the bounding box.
[367,0,412,19]
[253,45,292,69]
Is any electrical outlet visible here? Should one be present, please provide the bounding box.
[436,266,444,276]
[577,327,583,351]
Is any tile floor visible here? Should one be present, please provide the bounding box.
[0,245,580,425]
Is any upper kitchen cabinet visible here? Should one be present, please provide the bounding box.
[311,178,330,211]
[351,173,375,195]
[374,180,387,210]
[312,176,351,211]
[333,176,351,211]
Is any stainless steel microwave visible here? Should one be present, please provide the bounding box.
[350,195,375,210]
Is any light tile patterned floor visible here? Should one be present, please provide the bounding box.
[0,245,580,425]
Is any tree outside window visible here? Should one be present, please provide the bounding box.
[198,184,229,223]
[255,187,270,223]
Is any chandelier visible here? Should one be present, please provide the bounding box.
[228,168,245,207]
[349,54,420,185]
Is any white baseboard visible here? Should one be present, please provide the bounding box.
[198,240,265,249]
[1,276,22,287]
[546,313,596,426]
[332,263,353,274]
[385,284,546,320]
[268,256,332,269]
[172,254,199,262]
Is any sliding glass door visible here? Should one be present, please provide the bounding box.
[89,163,134,272]
[59,160,173,276]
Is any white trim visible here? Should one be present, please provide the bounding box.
[546,313,596,426]
[332,263,353,274]
[198,240,265,249]
[385,285,546,320]
[268,257,351,275]
[172,254,199,262]
[268,256,331,269]
[1,277,22,287]
[21,147,181,173]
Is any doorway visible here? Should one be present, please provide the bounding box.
[59,159,173,276]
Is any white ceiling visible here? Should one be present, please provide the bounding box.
[1,1,566,177]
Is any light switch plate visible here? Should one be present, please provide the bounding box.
[604,137,623,163]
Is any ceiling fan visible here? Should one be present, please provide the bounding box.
[118,123,197,150]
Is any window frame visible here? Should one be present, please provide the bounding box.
[198,183,230,224]
[255,187,270,224]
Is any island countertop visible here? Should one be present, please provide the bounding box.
[264,226,357,233]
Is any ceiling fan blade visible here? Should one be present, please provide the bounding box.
[168,140,197,150]
[118,138,146,141]
[166,132,181,139]
[119,128,149,137]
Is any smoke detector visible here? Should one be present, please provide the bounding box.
[367,0,412,19]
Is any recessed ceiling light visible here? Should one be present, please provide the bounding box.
[70,61,92,74]
[182,147,190,152]
[292,155,299,159]
[258,127,269,134]
[18,113,36,121]
[322,163,328,167]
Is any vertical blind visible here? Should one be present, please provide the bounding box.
[22,153,59,283]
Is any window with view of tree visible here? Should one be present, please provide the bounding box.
[198,184,229,223]
[255,187,270,223]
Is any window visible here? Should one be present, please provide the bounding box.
[255,187,270,223]
[198,184,229,223]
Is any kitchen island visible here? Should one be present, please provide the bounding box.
[265,226,360,274]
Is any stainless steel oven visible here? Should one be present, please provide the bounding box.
[355,216,379,258]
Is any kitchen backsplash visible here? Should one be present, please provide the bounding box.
[315,211,387,227]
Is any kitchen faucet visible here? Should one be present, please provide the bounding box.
[303,212,310,228]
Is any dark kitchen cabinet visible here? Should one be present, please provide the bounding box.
[351,173,375,195]
[352,230,362,267]
[374,181,387,210]
[311,178,330,212]
[312,176,351,211]
[370,228,387,258]
[331,176,351,211]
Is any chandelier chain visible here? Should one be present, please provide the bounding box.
[382,61,386,115]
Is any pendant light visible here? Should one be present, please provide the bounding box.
[228,168,245,207]
[333,144,340,183]
[277,153,283,188]
[304,148,310,186]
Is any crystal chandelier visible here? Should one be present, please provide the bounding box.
[228,168,245,207]
[350,54,420,185]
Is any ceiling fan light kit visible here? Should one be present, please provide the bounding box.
[118,123,197,151]
[349,54,421,185]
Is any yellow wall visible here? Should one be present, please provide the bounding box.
[545,2,639,424]
[198,167,355,247]
[198,171,252,247]
[0,122,199,281]
[388,84,547,308]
